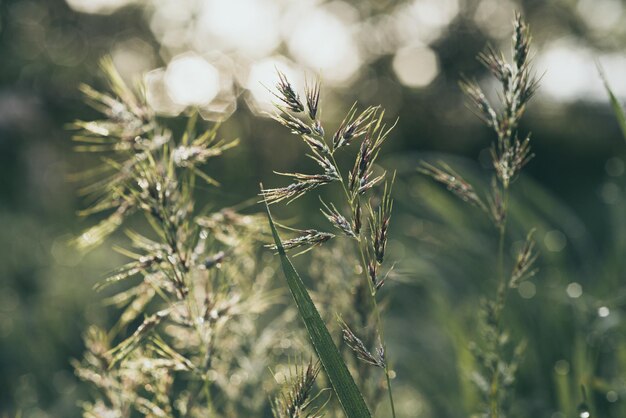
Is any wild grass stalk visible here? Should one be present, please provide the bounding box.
[420,13,539,417]
[71,59,308,417]
[262,72,397,416]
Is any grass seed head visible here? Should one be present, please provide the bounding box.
[418,161,488,213]
[274,70,305,113]
[340,320,386,369]
[305,76,322,121]
[271,360,323,418]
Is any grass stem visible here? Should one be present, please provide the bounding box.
[330,151,397,418]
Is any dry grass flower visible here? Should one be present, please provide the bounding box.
[72,59,312,417]
[262,70,398,416]
[420,12,540,418]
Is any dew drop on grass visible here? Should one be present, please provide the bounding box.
[577,403,590,418]
[598,306,610,317]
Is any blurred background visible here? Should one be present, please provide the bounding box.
[3,0,626,416]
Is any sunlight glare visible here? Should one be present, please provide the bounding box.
[197,0,280,58]
[286,6,360,84]
[165,53,220,106]
[145,68,185,116]
[65,0,135,15]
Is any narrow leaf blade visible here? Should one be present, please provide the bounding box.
[263,198,372,418]
[599,63,626,142]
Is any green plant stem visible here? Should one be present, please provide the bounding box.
[330,152,397,418]
[356,238,396,418]
[491,187,510,418]
[497,189,510,319]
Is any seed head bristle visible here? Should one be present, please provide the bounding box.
[272,111,313,136]
[459,78,497,129]
[333,105,379,150]
[369,176,394,264]
[306,150,340,179]
[513,12,531,72]
[352,199,362,236]
[302,135,329,154]
[271,360,322,418]
[305,76,321,121]
[266,229,334,252]
[367,260,385,291]
[340,320,386,369]
[491,134,534,188]
[418,161,488,213]
[472,13,537,193]
[478,46,512,85]
[320,198,356,238]
[274,70,305,113]
[261,177,331,205]
[348,114,395,196]
[509,229,538,288]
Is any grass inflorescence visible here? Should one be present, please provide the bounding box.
[262,70,398,416]
[71,59,319,417]
[69,12,562,418]
[420,12,539,417]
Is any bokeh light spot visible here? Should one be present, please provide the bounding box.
[598,306,610,317]
[544,230,567,252]
[286,6,360,84]
[518,281,536,299]
[607,390,619,402]
[197,0,280,58]
[392,45,439,88]
[165,53,220,106]
[566,282,583,298]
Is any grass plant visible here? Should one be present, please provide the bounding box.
[262,72,398,416]
[419,13,539,417]
[71,59,310,417]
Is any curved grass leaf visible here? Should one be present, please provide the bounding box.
[263,196,372,418]
[598,63,626,142]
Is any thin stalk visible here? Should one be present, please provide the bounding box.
[384,370,396,417]
[490,187,509,418]
[496,188,510,319]
[355,237,395,417]
[329,151,397,418]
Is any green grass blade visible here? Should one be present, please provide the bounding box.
[598,63,626,142]
[263,198,372,418]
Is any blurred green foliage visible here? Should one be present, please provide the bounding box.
[3,0,626,417]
